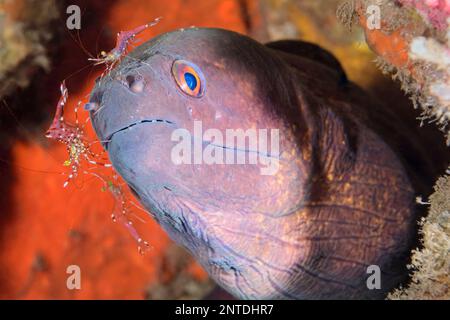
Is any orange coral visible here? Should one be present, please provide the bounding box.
[0,0,258,299]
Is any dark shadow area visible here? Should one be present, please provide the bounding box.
[368,72,450,183]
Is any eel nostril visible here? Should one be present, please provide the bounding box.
[126,74,146,93]
[86,90,104,112]
[84,102,99,111]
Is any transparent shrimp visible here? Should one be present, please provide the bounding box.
[90,172,151,255]
[45,81,112,187]
[45,82,150,254]
[88,17,162,75]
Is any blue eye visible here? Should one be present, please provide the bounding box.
[184,72,197,91]
[172,60,204,97]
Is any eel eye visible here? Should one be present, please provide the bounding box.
[172,60,205,97]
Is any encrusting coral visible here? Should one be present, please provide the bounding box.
[0,0,59,99]
[389,176,450,299]
[337,0,450,300]
[337,0,450,131]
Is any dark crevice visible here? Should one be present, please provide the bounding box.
[238,0,252,33]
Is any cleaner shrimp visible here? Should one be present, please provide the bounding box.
[45,80,112,188]
[88,17,162,76]
[45,82,152,253]
[43,83,152,253]
[42,19,162,252]
[90,172,151,255]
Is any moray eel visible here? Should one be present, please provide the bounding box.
[88,28,436,299]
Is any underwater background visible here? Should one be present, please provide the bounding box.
[0,0,448,299]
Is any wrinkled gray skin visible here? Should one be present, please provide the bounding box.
[88,28,432,299]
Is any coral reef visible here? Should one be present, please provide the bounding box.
[389,176,450,299]
[336,0,450,299]
[0,0,59,99]
[145,245,215,300]
[0,0,258,300]
[1,0,447,299]
[261,0,381,90]
[400,0,450,30]
[337,0,450,139]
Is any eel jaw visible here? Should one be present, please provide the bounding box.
[103,119,175,150]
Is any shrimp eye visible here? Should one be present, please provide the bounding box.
[172,60,204,97]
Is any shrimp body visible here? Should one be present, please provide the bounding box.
[46,81,111,187]
[88,17,162,69]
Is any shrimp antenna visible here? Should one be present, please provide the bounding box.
[65,28,96,60]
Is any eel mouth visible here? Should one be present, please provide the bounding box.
[103,119,176,150]
[103,119,280,161]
